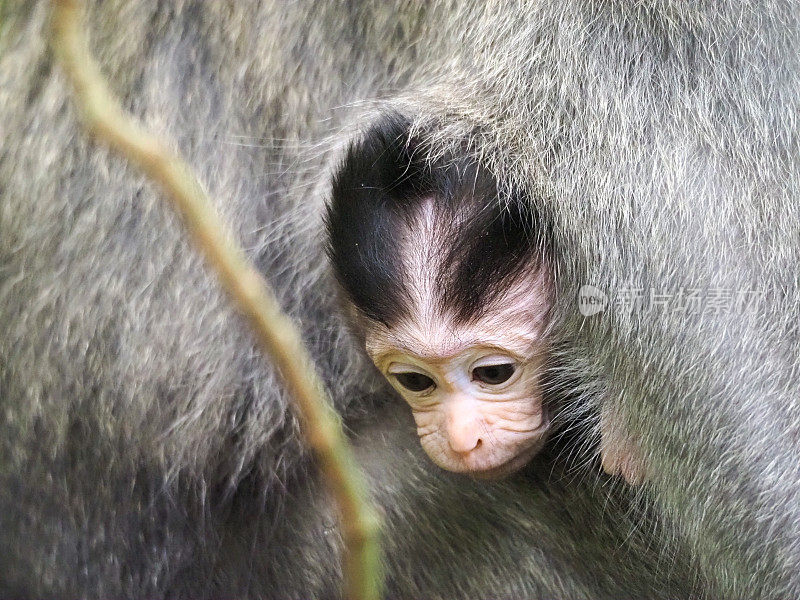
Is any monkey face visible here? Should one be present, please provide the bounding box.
[327,115,553,478]
[365,294,550,480]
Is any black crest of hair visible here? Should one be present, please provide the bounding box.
[326,112,544,328]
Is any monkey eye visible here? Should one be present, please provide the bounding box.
[393,372,436,393]
[472,363,516,385]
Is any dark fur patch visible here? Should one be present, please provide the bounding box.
[326,113,544,327]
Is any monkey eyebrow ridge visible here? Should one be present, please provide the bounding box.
[371,338,531,366]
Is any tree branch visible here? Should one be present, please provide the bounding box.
[49,2,382,598]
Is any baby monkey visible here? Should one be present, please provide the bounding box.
[327,117,647,484]
[326,116,553,479]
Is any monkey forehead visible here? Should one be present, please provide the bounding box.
[365,308,543,365]
[367,251,551,365]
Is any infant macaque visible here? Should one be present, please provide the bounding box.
[326,116,551,479]
[327,115,644,483]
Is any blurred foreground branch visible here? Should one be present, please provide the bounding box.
[49,2,382,599]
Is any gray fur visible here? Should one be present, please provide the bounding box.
[1,1,797,598]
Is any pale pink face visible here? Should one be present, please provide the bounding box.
[367,310,549,479]
[363,200,552,478]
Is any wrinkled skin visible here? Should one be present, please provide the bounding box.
[363,244,552,478]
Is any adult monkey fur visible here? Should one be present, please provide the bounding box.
[1,1,799,598]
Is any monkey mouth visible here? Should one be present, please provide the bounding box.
[466,417,551,481]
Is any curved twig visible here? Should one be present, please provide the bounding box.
[49,2,382,599]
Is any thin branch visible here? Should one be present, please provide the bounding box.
[49,2,382,599]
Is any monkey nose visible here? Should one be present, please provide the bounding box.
[447,422,483,454]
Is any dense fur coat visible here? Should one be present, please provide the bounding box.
[1,1,799,598]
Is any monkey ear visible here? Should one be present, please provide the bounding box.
[600,404,647,485]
